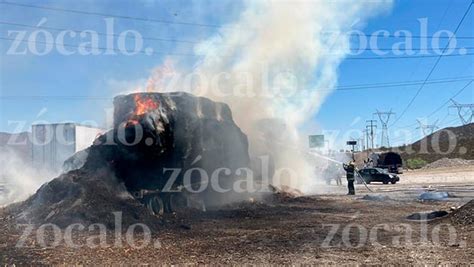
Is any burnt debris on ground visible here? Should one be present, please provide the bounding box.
[361,194,391,201]
[406,210,449,221]
[6,168,161,230]
[449,200,474,225]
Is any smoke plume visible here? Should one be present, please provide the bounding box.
[0,148,56,207]
[186,0,392,192]
[113,0,393,193]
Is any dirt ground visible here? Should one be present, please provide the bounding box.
[1,166,473,265]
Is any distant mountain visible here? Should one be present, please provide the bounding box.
[396,123,473,163]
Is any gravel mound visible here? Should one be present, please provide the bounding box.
[422,158,474,169]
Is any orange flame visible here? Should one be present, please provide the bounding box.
[134,94,158,116]
[127,95,159,125]
[146,59,176,92]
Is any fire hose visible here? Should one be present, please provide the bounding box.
[354,169,373,192]
[254,136,374,192]
[309,151,373,192]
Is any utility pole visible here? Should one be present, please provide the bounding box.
[366,120,377,150]
[416,119,439,136]
[363,129,369,157]
[374,109,395,148]
[358,137,365,152]
[349,137,358,152]
[350,136,364,152]
[449,99,474,125]
[346,141,357,161]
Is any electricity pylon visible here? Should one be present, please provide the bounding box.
[449,99,474,125]
[374,109,395,148]
[416,119,439,136]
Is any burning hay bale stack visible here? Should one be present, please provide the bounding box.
[87,92,251,205]
[9,92,251,228]
[117,93,248,190]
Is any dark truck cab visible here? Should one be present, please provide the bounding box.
[358,168,400,184]
[376,152,403,174]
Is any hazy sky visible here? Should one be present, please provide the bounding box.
[0,0,473,148]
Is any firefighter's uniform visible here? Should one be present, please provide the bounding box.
[343,162,356,195]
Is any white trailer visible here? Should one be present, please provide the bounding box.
[31,123,104,171]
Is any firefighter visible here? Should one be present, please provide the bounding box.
[343,161,356,195]
[332,163,342,186]
[335,172,342,186]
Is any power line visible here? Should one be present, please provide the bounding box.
[368,34,474,40]
[416,119,439,135]
[390,0,453,108]
[346,52,474,60]
[0,1,224,29]
[3,2,474,40]
[0,21,199,44]
[0,36,195,57]
[351,47,474,52]
[336,76,472,90]
[1,76,472,101]
[4,21,474,52]
[426,80,473,117]
[266,76,474,95]
[390,1,473,127]
[437,113,451,126]
[445,116,463,126]
[390,115,461,145]
[345,52,474,60]
[3,36,473,60]
[397,80,473,129]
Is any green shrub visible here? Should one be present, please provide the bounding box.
[406,158,427,169]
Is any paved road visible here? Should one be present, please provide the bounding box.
[317,166,474,205]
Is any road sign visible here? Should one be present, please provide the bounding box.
[308,135,325,148]
[346,141,357,146]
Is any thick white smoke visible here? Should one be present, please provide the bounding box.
[112,0,393,193]
[0,148,56,207]
[186,0,392,192]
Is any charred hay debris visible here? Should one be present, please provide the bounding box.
[406,210,449,221]
[449,200,474,226]
[7,92,282,229]
[405,200,474,225]
[6,168,161,230]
